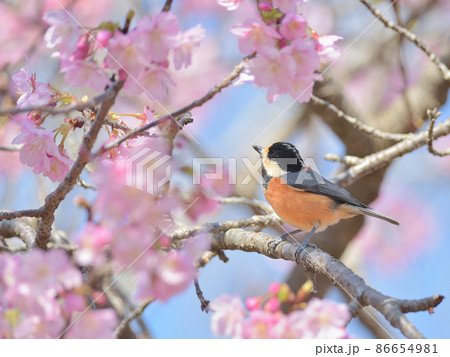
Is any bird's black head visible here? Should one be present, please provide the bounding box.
[267,142,304,173]
[253,142,304,178]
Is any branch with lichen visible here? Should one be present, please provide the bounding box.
[427,108,450,157]
[210,228,443,339]
[359,0,450,80]
[311,95,409,141]
[334,116,450,186]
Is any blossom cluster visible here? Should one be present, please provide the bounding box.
[230,0,341,102]
[210,281,351,338]
[43,9,205,97]
[11,67,73,182]
[0,249,117,338]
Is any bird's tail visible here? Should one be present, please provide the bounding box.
[352,206,400,226]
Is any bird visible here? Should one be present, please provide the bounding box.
[253,142,399,255]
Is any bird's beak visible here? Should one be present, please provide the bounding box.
[252,145,263,154]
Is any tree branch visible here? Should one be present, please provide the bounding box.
[334,116,450,186]
[35,81,123,248]
[95,53,255,154]
[359,0,450,80]
[210,228,443,339]
[311,95,408,141]
[427,108,450,156]
[114,298,154,338]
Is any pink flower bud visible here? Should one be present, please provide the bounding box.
[264,297,280,312]
[96,30,112,48]
[246,297,260,311]
[258,1,272,11]
[269,282,281,295]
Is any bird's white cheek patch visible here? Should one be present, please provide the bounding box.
[262,157,287,178]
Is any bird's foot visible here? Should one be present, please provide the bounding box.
[268,236,287,256]
[294,241,317,261]
[279,229,303,240]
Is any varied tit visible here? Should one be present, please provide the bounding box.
[253,142,399,252]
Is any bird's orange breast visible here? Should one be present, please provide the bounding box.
[264,177,357,232]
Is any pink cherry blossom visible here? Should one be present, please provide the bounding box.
[173,25,206,70]
[245,297,260,311]
[280,13,307,41]
[96,29,112,48]
[247,45,296,102]
[60,59,110,91]
[136,235,209,301]
[135,12,180,63]
[210,295,245,338]
[43,9,81,59]
[12,67,53,108]
[258,2,273,11]
[273,0,307,13]
[104,31,148,77]
[123,66,173,99]
[12,119,73,182]
[71,33,92,60]
[66,309,118,339]
[242,310,281,338]
[269,282,281,295]
[217,0,244,11]
[74,223,113,267]
[264,298,281,312]
[314,34,342,63]
[231,19,281,55]
[299,298,350,338]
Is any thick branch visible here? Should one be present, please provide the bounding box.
[210,229,443,339]
[35,81,123,248]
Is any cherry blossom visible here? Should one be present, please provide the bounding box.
[43,9,81,59]
[217,0,244,11]
[60,59,110,91]
[314,34,342,63]
[12,67,53,108]
[210,295,245,338]
[280,12,307,41]
[12,119,73,182]
[231,19,281,55]
[65,309,118,339]
[74,223,113,268]
[272,0,307,13]
[173,25,206,70]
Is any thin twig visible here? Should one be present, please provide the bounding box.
[0,86,117,116]
[193,276,212,313]
[427,108,450,156]
[311,95,409,141]
[0,144,22,152]
[169,213,282,242]
[0,209,44,221]
[162,0,173,12]
[95,53,255,154]
[359,0,450,80]
[114,298,154,338]
[214,196,274,214]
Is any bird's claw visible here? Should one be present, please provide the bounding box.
[294,242,317,261]
[268,237,287,255]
